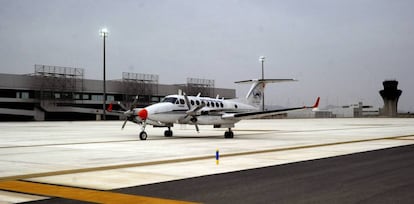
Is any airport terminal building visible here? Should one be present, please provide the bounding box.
[0,65,235,121]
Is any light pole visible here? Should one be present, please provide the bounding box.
[259,56,265,111]
[100,28,108,120]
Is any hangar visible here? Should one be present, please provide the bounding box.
[0,64,235,121]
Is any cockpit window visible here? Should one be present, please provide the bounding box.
[162,97,177,104]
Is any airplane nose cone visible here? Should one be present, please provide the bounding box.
[138,108,148,120]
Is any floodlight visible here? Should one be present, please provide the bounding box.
[259,56,265,62]
[100,28,109,37]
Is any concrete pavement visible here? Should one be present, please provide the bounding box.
[0,118,413,203]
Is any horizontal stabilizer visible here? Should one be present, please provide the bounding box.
[234,79,297,84]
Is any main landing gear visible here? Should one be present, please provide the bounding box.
[224,128,234,139]
[164,127,173,137]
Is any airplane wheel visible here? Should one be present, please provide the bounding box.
[139,131,148,140]
[224,131,234,139]
[164,130,173,137]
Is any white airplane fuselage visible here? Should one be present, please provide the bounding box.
[140,95,255,127]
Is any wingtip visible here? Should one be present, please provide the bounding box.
[107,103,113,112]
[313,97,320,108]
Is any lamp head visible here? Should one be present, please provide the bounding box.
[100,28,109,37]
[259,56,265,62]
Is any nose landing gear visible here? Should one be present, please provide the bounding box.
[139,131,148,140]
[139,121,147,140]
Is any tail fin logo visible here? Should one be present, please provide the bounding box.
[253,89,262,98]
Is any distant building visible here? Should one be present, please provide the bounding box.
[315,110,335,118]
[0,65,235,121]
[331,102,378,118]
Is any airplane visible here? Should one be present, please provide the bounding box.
[119,79,320,140]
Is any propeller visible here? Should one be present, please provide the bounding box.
[121,96,139,130]
[183,93,205,132]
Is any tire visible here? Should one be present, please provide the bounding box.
[164,130,173,137]
[139,131,148,140]
[224,131,234,139]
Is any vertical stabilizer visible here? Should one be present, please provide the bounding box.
[235,79,297,108]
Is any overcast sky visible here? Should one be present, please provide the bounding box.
[1,0,413,111]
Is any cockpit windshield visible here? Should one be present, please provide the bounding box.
[161,97,177,104]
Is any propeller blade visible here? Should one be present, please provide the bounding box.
[195,124,200,133]
[123,110,132,117]
[130,95,139,111]
[118,101,128,111]
[183,93,192,110]
[193,103,206,112]
[121,119,128,130]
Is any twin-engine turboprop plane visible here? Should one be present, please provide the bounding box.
[121,79,320,140]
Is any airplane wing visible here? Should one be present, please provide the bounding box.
[222,97,320,120]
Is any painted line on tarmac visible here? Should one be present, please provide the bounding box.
[0,180,198,204]
[385,137,414,141]
[0,139,141,149]
[220,134,414,158]
[1,134,413,182]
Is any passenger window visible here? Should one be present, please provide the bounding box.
[207,102,210,107]
[191,100,195,106]
[220,103,224,108]
[196,100,200,105]
[211,101,215,107]
[216,102,219,107]
[180,99,185,104]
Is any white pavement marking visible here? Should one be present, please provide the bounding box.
[0,190,47,203]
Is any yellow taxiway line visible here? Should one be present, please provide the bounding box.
[0,180,198,204]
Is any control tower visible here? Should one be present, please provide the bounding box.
[379,80,402,117]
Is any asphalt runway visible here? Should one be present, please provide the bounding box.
[27,144,414,204]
